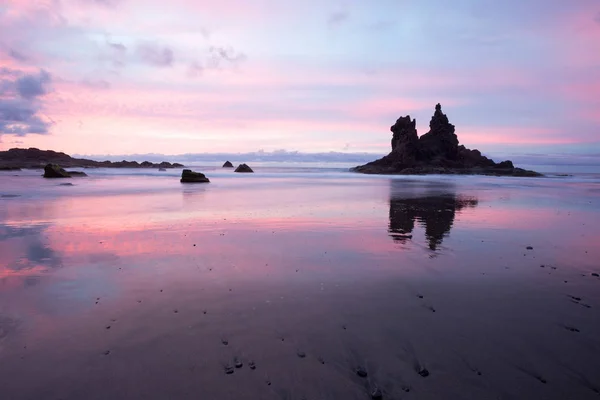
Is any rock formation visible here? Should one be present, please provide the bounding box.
[43,164,88,178]
[353,104,541,177]
[234,163,254,173]
[223,161,234,168]
[0,148,185,169]
[43,164,71,178]
[180,169,210,183]
[66,170,88,177]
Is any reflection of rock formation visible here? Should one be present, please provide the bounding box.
[389,193,478,250]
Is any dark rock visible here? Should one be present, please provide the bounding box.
[371,387,383,399]
[223,161,234,168]
[592,273,599,277]
[352,104,542,177]
[66,170,87,177]
[43,164,71,178]
[180,169,210,183]
[234,163,254,173]
[0,147,183,169]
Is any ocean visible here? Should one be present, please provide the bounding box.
[1,164,600,399]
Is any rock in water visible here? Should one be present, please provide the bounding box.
[66,170,87,177]
[352,104,541,177]
[234,163,254,173]
[222,161,234,168]
[43,164,71,178]
[180,169,210,183]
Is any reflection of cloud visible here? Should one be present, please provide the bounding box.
[388,183,478,250]
[0,224,62,272]
[0,314,21,341]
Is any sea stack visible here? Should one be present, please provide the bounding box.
[43,164,71,178]
[353,104,541,177]
[180,169,210,183]
[234,163,254,173]
[222,161,234,168]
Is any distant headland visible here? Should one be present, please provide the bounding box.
[0,148,184,170]
[352,104,542,177]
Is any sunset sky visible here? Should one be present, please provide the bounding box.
[1,0,599,157]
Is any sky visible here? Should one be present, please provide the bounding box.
[0,0,599,158]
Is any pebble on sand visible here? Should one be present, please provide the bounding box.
[371,387,383,399]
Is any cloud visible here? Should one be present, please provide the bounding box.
[187,61,204,78]
[8,48,29,62]
[206,46,247,69]
[79,0,122,6]
[0,69,53,136]
[327,11,349,27]
[136,42,174,67]
[15,70,51,99]
[104,40,127,67]
[80,78,111,89]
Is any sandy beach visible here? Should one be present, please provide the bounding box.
[1,166,600,399]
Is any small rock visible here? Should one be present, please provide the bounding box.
[180,169,210,183]
[371,387,383,399]
[234,163,254,173]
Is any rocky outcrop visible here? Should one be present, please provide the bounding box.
[234,163,254,173]
[0,148,185,169]
[223,161,234,168]
[353,104,542,177]
[43,164,71,178]
[180,169,210,183]
[66,170,88,177]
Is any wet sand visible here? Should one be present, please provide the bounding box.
[1,170,600,399]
